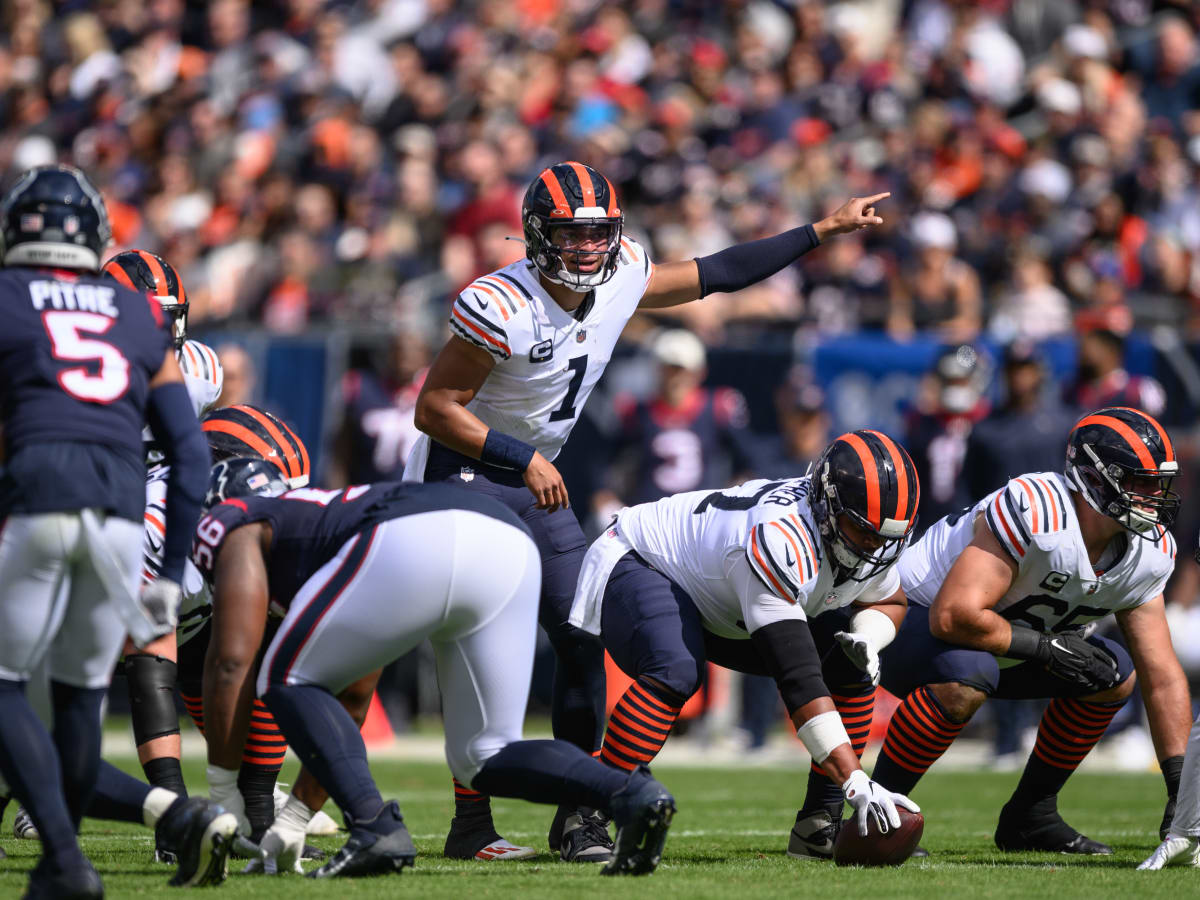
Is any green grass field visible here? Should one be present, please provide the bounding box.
[0,757,1193,898]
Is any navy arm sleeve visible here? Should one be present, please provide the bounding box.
[694,224,820,298]
[145,381,211,583]
[749,618,830,717]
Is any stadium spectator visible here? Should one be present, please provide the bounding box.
[212,343,256,408]
[1064,327,1167,417]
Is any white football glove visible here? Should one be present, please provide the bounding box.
[834,630,881,685]
[244,794,313,874]
[1137,834,1200,870]
[139,579,182,634]
[842,769,920,837]
[206,764,251,836]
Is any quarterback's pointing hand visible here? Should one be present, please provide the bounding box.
[814,193,890,241]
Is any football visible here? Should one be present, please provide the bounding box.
[832,809,925,867]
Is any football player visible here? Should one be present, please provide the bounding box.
[408,159,888,861]
[569,430,921,852]
[0,165,233,896]
[195,459,677,877]
[98,249,224,831]
[871,406,1191,855]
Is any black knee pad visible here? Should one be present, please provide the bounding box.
[125,654,180,746]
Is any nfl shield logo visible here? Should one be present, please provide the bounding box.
[576,330,586,343]
[63,215,80,235]
[460,467,475,483]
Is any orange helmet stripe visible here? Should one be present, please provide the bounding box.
[236,405,303,480]
[539,169,573,217]
[866,430,911,523]
[838,432,881,529]
[201,419,280,470]
[137,249,169,296]
[566,161,596,207]
[602,175,620,216]
[103,260,137,291]
[1109,406,1174,462]
[1071,414,1156,469]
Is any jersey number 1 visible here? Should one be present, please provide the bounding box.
[43,311,131,403]
[549,355,587,422]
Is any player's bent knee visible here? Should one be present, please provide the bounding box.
[928,681,987,723]
[448,731,518,788]
[1086,670,1136,703]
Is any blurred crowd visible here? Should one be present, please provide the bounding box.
[5,0,1200,343]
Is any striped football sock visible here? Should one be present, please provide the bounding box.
[600,679,684,772]
[1009,698,1124,809]
[871,685,966,795]
[801,686,875,817]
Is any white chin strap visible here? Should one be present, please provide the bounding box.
[543,258,610,290]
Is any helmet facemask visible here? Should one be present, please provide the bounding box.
[814,464,915,584]
[1068,442,1180,538]
[161,296,188,349]
[527,212,622,291]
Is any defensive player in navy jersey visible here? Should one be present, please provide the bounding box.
[408,159,889,861]
[194,461,676,878]
[0,165,232,897]
[871,407,1190,857]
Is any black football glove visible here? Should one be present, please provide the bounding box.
[1007,626,1119,693]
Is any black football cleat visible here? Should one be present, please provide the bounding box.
[309,801,416,878]
[787,809,838,860]
[22,857,103,900]
[156,796,239,886]
[602,766,676,876]
[994,799,1112,855]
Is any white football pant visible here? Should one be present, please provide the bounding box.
[1168,714,1200,837]
[257,508,541,785]
[0,511,140,689]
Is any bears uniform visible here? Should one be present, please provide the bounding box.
[871,406,1187,857]
[571,477,901,640]
[406,236,652,477]
[569,431,921,861]
[897,472,1174,656]
[195,462,676,878]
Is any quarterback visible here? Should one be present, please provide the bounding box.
[408,159,888,861]
[871,406,1191,856]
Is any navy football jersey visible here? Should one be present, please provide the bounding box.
[341,368,423,483]
[611,387,758,505]
[191,481,527,608]
[0,267,171,455]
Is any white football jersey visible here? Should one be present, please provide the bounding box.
[141,339,223,449]
[898,471,1176,644]
[616,477,901,639]
[407,238,653,474]
[143,464,209,646]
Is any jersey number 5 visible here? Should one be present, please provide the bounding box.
[549,355,588,422]
[43,311,131,403]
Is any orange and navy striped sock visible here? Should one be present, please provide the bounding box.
[238,700,289,835]
[1010,698,1124,808]
[600,679,684,772]
[180,690,204,734]
[801,686,875,816]
[872,685,966,795]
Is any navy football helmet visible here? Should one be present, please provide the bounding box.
[204,457,288,509]
[812,430,920,584]
[1066,406,1179,538]
[522,161,623,290]
[103,250,189,347]
[0,165,111,271]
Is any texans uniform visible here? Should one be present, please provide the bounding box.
[342,368,424,483]
[880,471,1176,699]
[191,481,541,784]
[0,267,172,687]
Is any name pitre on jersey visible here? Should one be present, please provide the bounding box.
[899,471,1176,662]
[615,476,901,639]
[407,237,652,474]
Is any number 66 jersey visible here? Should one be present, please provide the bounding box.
[898,471,1176,646]
[404,238,652,479]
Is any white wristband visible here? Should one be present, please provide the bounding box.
[848,607,897,652]
[796,710,852,764]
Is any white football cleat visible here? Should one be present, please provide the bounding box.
[13,807,38,840]
[1138,835,1200,870]
[473,838,537,861]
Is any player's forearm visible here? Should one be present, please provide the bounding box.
[693,225,819,298]
[414,391,490,458]
[201,655,256,768]
[1142,663,1193,760]
[929,600,1012,654]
